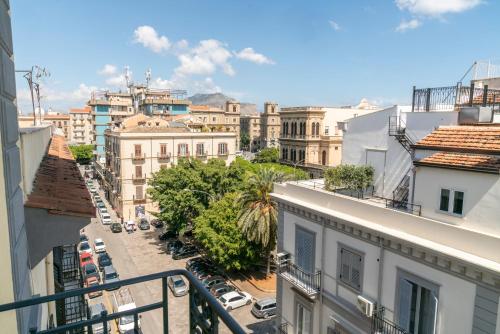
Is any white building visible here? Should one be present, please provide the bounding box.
[69,107,93,145]
[273,100,500,334]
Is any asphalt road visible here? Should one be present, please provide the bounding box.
[83,179,275,333]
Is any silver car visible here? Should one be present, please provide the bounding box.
[103,265,120,291]
[88,303,111,333]
[167,275,188,297]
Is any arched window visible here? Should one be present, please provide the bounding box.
[322,150,327,165]
[311,123,316,137]
[233,105,237,112]
[315,122,320,136]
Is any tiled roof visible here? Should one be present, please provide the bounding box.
[70,107,91,114]
[25,135,96,218]
[413,126,500,154]
[415,152,500,173]
[43,114,70,120]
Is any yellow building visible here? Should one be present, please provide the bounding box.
[69,106,93,145]
[240,113,261,151]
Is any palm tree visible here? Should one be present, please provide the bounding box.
[237,168,287,275]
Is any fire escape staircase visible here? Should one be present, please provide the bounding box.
[388,116,415,154]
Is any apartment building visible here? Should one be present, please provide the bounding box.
[135,87,190,116]
[18,112,71,140]
[240,113,262,151]
[69,106,92,145]
[261,102,280,149]
[273,87,500,334]
[103,114,237,220]
[279,104,379,177]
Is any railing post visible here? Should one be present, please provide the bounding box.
[101,309,108,334]
[411,86,416,112]
[162,276,169,334]
[425,88,431,112]
[454,82,462,109]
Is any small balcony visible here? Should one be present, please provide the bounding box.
[371,308,409,334]
[0,270,246,334]
[131,153,146,162]
[157,152,171,162]
[217,151,229,157]
[177,152,190,158]
[196,150,209,158]
[133,195,147,204]
[132,173,146,184]
[278,260,321,298]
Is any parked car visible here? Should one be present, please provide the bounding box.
[97,253,112,271]
[196,269,214,281]
[99,207,108,214]
[159,230,178,241]
[101,212,111,225]
[88,303,111,334]
[79,241,92,256]
[172,245,198,260]
[186,257,206,270]
[125,220,136,232]
[82,263,100,282]
[89,187,98,194]
[210,283,235,298]
[79,252,93,269]
[167,275,188,297]
[80,233,89,243]
[165,240,183,254]
[218,291,252,311]
[150,219,164,228]
[103,265,120,290]
[94,238,106,253]
[96,201,106,209]
[202,276,225,290]
[85,276,103,299]
[138,219,150,230]
[110,222,122,233]
[251,297,277,319]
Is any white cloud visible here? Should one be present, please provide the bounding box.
[396,19,421,32]
[328,20,341,31]
[133,25,171,53]
[235,47,275,65]
[175,39,189,50]
[98,64,117,76]
[175,39,235,76]
[105,74,129,87]
[396,0,481,17]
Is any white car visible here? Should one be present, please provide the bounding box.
[218,291,252,311]
[78,241,92,255]
[94,238,106,253]
[100,210,111,225]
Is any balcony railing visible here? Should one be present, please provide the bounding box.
[196,150,209,158]
[131,153,146,162]
[0,269,245,334]
[133,195,147,204]
[371,308,408,334]
[385,198,422,216]
[132,174,146,183]
[412,84,500,112]
[278,261,321,297]
[217,151,229,156]
[157,152,171,161]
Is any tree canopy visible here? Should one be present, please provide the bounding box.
[69,145,93,164]
[324,164,374,191]
[240,133,250,150]
[252,147,279,163]
[194,193,261,271]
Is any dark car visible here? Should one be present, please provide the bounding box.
[172,245,198,260]
[80,234,89,243]
[202,276,225,290]
[82,263,100,282]
[110,222,122,233]
[159,230,178,241]
[97,253,112,271]
[138,219,150,230]
[186,257,206,270]
[166,240,183,254]
[150,219,164,228]
[210,283,235,298]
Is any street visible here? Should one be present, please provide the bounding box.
[83,180,275,333]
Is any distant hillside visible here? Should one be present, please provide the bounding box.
[188,93,258,115]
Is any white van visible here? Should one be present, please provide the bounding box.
[112,288,140,333]
[100,211,111,225]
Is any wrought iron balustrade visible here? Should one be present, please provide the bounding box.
[385,198,422,216]
[278,322,289,334]
[0,269,245,334]
[371,308,408,334]
[278,261,321,297]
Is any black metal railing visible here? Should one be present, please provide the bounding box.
[385,198,421,216]
[412,84,500,112]
[371,308,408,334]
[392,171,410,203]
[278,322,288,334]
[0,269,245,334]
[278,261,321,296]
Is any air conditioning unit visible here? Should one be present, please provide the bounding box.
[276,252,290,266]
[357,295,375,317]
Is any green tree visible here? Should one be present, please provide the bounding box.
[252,147,279,163]
[69,144,94,164]
[194,193,261,271]
[231,156,309,181]
[240,133,250,151]
[324,164,374,192]
[237,168,287,275]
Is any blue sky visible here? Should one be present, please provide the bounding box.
[11,0,500,112]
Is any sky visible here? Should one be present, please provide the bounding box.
[10,0,500,113]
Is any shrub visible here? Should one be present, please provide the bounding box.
[324,164,374,191]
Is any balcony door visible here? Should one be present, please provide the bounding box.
[296,303,311,334]
[295,226,315,273]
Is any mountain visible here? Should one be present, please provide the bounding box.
[188,93,258,115]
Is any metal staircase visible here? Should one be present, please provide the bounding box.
[388,116,415,154]
[393,170,410,203]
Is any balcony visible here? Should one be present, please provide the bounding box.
[132,173,146,183]
[196,150,209,158]
[131,153,146,162]
[157,152,171,161]
[177,152,190,158]
[133,195,147,204]
[371,308,408,334]
[278,260,321,298]
[0,270,246,334]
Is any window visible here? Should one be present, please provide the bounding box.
[338,245,363,291]
[212,117,216,122]
[315,122,320,136]
[324,126,329,135]
[233,105,237,112]
[218,143,228,155]
[135,186,143,200]
[296,303,312,334]
[160,143,167,156]
[439,188,464,215]
[134,144,142,157]
[397,271,438,334]
[196,143,205,156]
[178,143,189,157]
[295,226,315,273]
[135,165,142,178]
[311,123,316,137]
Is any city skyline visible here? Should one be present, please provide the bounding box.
[11,0,500,112]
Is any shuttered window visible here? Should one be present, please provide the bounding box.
[134,144,142,157]
[135,186,143,200]
[339,246,363,291]
[160,143,167,155]
[295,227,315,273]
[135,165,142,178]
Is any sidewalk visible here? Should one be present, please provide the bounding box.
[228,272,276,300]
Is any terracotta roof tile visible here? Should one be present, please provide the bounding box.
[70,106,91,114]
[25,135,96,218]
[414,126,500,154]
[415,152,500,173]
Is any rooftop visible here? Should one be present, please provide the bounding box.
[69,107,91,114]
[24,135,95,218]
[415,151,500,174]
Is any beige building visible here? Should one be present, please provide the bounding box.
[103,114,237,220]
[18,112,71,140]
[279,104,380,177]
[69,106,92,145]
[240,113,262,151]
[260,102,280,149]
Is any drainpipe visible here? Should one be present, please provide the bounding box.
[319,219,326,333]
[377,237,385,307]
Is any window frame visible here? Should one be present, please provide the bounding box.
[337,243,364,293]
[438,188,465,217]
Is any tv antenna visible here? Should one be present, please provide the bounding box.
[15,65,50,125]
[145,68,151,88]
